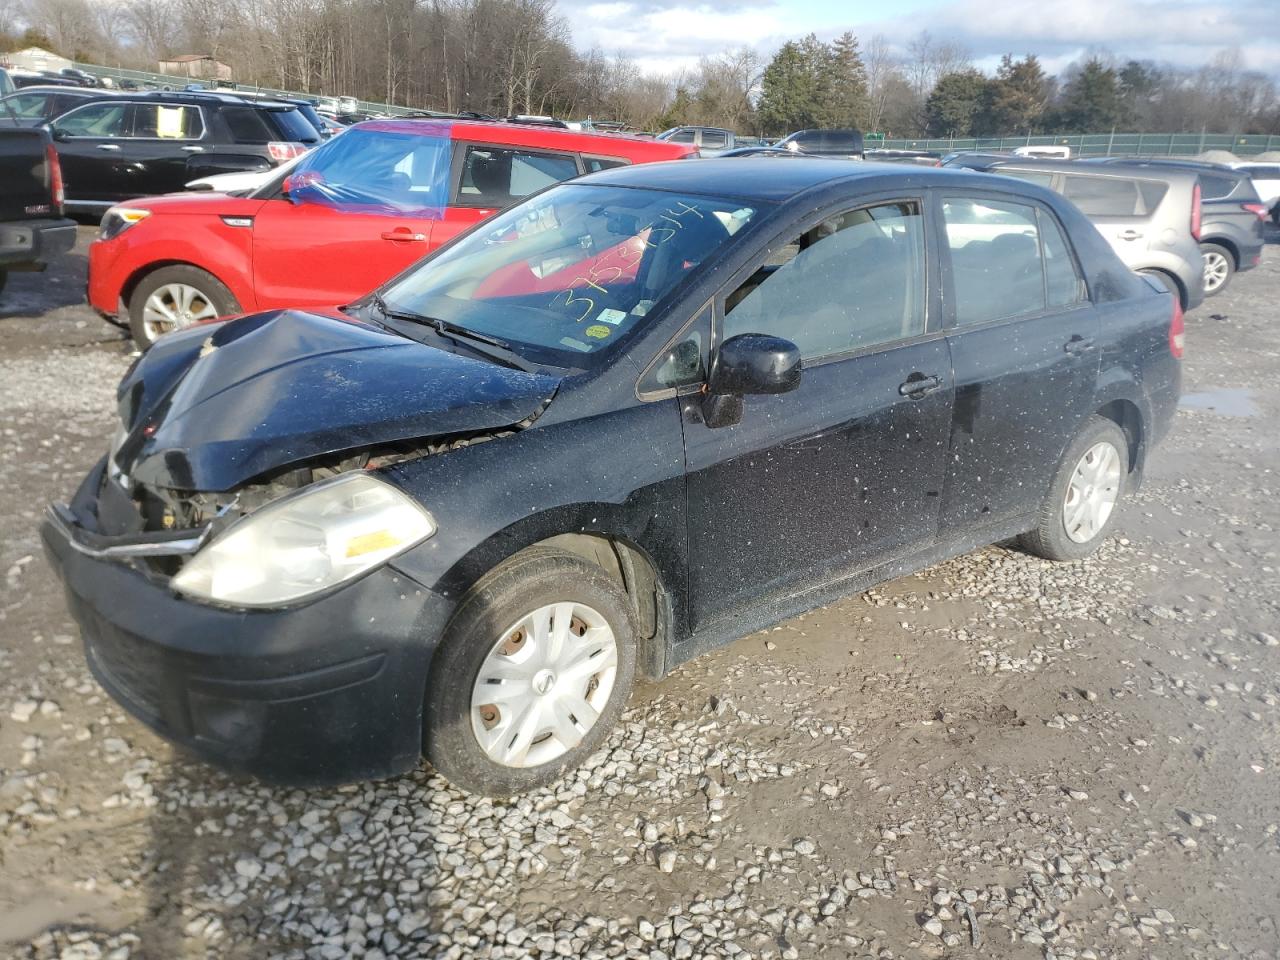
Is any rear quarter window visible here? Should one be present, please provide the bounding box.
[1198,174,1239,200]
[264,107,319,143]
[220,106,276,143]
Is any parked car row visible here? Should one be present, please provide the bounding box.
[656,125,865,159]
[941,151,1271,304]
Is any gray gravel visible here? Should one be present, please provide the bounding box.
[1,227,1278,959]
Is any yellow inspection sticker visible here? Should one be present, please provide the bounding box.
[584,324,611,339]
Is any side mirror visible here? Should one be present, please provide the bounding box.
[701,333,801,428]
[49,127,68,142]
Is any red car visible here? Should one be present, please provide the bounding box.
[87,118,695,347]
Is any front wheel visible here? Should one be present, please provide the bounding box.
[1019,417,1129,562]
[425,547,637,797]
[1200,242,1234,297]
[127,264,240,350]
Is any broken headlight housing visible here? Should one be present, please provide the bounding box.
[171,473,435,607]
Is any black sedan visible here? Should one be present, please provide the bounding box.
[43,159,1182,796]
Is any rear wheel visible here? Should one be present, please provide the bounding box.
[425,546,637,797]
[127,265,239,350]
[0,268,7,297]
[1200,242,1234,296]
[1020,417,1129,562]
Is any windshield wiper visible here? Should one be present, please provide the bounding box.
[370,293,533,370]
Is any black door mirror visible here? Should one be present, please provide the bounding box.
[709,333,802,396]
[49,126,69,142]
[701,333,801,428]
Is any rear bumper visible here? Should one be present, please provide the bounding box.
[0,217,76,268]
[42,467,452,786]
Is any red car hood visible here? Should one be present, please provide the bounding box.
[119,192,268,217]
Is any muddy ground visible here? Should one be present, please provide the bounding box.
[0,227,1278,960]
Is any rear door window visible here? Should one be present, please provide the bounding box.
[1062,175,1161,216]
[998,169,1054,189]
[942,196,1083,325]
[457,146,578,207]
[700,130,728,149]
[130,103,203,139]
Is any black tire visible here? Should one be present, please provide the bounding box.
[1271,204,1279,228]
[127,264,240,351]
[1199,241,1234,297]
[1019,417,1129,562]
[0,268,7,297]
[425,546,638,797]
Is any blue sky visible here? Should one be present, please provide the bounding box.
[560,0,1280,78]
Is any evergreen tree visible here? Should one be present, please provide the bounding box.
[824,31,869,128]
[1053,58,1124,132]
[924,69,989,137]
[758,36,825,134]
[977,54,1049,134]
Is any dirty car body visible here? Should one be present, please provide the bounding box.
[43,159,1182,790]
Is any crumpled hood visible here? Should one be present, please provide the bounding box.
[115,308,561,492]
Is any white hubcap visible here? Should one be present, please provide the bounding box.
[141,283,219,340]
[1203,251,1229,292]
[471,601,618,768]
[1063,441,1121,543]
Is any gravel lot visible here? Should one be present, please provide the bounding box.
[1,226,1278,960]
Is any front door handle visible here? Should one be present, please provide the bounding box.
[182,145,204,152]
[380,229,428,242]
[1063,335,1095,355]
[899,373,942,398]
[95,143,121,152]
[1117,229,1143,241]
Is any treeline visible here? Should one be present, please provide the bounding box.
[4,0,1279,136]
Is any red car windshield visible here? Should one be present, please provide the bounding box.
[272,123,453,216]
[379,183,758,367]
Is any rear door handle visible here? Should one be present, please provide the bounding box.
[95,143,120,152]
[899,373,942,398]
[182,145,204,152]
[380,230,428,242]
[1064,335,1095,354]
[1117,229,1143,241]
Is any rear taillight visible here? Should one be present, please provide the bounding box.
[1242,202,1269,221]
[267,141,306,163]
[46,143,65,215]
[1190,182,1201,241]
[1169,296,1184,359]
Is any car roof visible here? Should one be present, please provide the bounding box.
[579,156,1048,202]
[990,158,1200,182]
[352,117,692,156]
[3,85,111,96]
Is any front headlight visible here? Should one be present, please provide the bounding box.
[99,206,151,241]
[172,473,436,607]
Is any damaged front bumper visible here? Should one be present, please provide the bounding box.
[41,459,453,786]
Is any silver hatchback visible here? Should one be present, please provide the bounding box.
[989,159,1205,311]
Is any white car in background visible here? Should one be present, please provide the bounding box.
[1233,162,1280,225]
[185,157,299,194]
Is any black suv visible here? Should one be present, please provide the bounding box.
[45,91,321,213]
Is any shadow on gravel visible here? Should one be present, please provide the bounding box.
[0,253,89,319]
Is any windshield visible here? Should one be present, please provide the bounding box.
[380,183,758,367]
[269,123,451,214]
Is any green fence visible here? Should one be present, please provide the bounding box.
[880,132,1280,158]
[73,62,418,117]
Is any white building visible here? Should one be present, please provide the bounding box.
[3,46,74,74]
